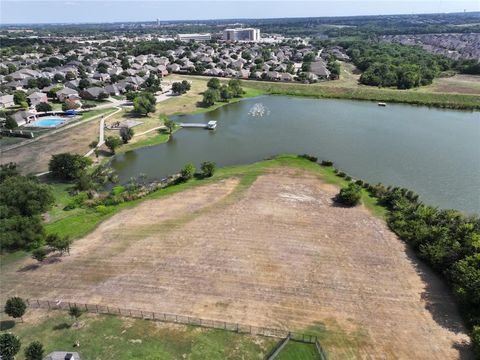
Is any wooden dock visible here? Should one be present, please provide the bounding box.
[180,121,217,130]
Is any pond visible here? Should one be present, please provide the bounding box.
[111,96,480,214]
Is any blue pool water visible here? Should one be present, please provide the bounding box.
[30,118,66,127]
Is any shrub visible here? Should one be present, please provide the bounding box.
[5,297,26,321]
[105,136,123,154]
[24,341,44,360]
[298,154,318,162]
[64,192,89,210]
[95,205,114,215]
[337,171,346,178]
[35,102,52,112]
[31,248,48,262]
[180,163,195,181]
[355,179,364,186]
[111,185,125,195]
[345,176,352,181]
[321,160,334,166]
[0,333,21,360]
[335,183,362,206]
[200,161,216,178]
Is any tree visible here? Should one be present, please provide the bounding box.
[46,234,72,255]
[335,183,362,206]
[0,176,54,217]
[219,85,232,102]
[133,94,156,115]
[97,92,109,100]
[32,247,48,262]
[4,115,18,130]
[0,215,45,251]
[227,79,244,97]
[105,136,123,154]
[207,77,221,89]
[48,153,92,180]
[54,73,65,83]
[35,102,52,112]
[202,88,220,107]
[200,161,216,178]
[13,91,27,107]
[69,305,83,320]
[0,163,19,183]
[163,118,175,134]
[120,127,134,144]
[78,78,90,90]
[37,77,51,89]
[5,297,26,322]
[0,333,21,360]
[180,163,195,181]
[24,341,44,360]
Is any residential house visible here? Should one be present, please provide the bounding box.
[27,92,48,106]
[0,94,15,108]
[56,87,80,102]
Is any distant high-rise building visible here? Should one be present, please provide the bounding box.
[176,33,212,42]
[156,18,160,27]
[222,28,260,42]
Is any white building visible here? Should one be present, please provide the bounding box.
[176,33,211,42]
[222,28,261,42]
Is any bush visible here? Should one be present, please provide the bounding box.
[5,297,26,321]
[321,160,334,166]
[24,341,44,360]
[64,192,89,210]
[335,183,362,206]
[200,161,216,178]
[337,171,346,178]
[345,176,352,181]
[111,185,125,195]
[35,102,52,112]
[31,248,48,262]
[355,179,364,186]
[298,154,318,162]
[0,333,21,360]
[180,163,195,181]
[95,205,114,215]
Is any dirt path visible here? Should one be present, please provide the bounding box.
[1,169,472,359]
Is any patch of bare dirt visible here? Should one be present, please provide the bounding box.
[1,169,472,359]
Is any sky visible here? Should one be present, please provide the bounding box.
[1,0,479,25]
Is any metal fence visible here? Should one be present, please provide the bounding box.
[26,299,328,359]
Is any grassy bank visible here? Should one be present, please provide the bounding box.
[1,310,276,360]
[176,66,479,110]
[43,155,385,242]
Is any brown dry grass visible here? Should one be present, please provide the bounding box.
[1,169,472,359]
[0,117,102,174]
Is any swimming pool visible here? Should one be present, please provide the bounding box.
[29,118,66,127]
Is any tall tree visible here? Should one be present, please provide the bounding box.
[4,297,26,322]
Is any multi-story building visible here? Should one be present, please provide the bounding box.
[222,28,260,42]
[176,33,212,42]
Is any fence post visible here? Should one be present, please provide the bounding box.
[107,306,110,313]
[96,304,99,313]
[47,301,50,309]
[152,312,155,320]
[175,315,178,322]
[37,299,40,306]
[129,309,132,317]
[141,310,143,318]
[224,322,226,330]
[85,304,88,311]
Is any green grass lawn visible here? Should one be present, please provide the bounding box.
[1,310,275,360]
[276,341,320,360]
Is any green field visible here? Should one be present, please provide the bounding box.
[0,310,276,360]
[276,341,320,360]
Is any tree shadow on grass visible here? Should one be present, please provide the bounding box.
[0,320,15,331]
[53,322,71,331]
[403,245,475,359]
[17,263,39,272]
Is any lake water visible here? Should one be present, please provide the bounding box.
[111,96,480,214]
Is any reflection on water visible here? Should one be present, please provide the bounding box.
[111,96,480,214]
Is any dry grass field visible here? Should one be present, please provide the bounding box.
[1,167,472,359]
